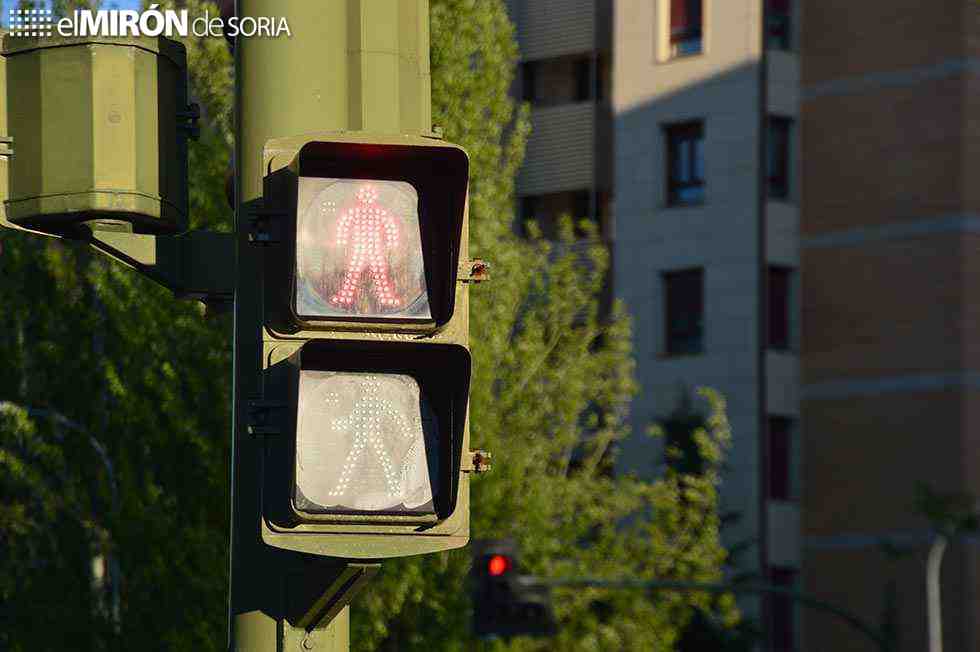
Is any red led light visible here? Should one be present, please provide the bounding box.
[487,554,511,577]
[295,178,430,320]
[328,185,403,309]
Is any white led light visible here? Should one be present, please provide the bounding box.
[295,371,438,513]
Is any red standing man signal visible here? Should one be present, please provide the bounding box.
[329,184,401,310]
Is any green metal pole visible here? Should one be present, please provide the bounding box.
[231,1,432,650]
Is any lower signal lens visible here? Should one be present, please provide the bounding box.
[294,370,439,514]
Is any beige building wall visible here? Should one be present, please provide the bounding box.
[613,0,786,631]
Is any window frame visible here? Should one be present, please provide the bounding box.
[662,267,705,356]
[669,0,704,57]
[770,566,799,651]
[766,0,792,51]
[665,121,706,207]
[767,265,793,351]
[767,415,795,501]
[573,57,592,103]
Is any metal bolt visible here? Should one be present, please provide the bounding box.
[470,260,490,282]
[302,633,315,649]
[472,450,492,474]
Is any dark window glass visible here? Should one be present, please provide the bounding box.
[521,61,537,103]
[573,190,592,238]
[574,58,591,102]
[664,269,704,355]
[768,117,792,200]
[520,195,538,237]
[519,191,596,240]
[770,567,798,651]
[573,190,591,220]
[767,266,792,350]
[670,0,703,56]
[666,122,705,206]
[767,0,792,50]
[520,55,599,107]
[664,413,707,476]
[768,416,793,500]
[595,55,608,102]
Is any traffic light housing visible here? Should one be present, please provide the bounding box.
[0,34,194,236]
[472,539,557,638]
[259,137,469,335]
[251,132,474,559]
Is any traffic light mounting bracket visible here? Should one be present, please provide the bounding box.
[286,562,380,632]
[87,229,235,310]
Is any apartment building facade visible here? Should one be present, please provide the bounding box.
[612,0,801,648]
[506,0,613,241]
[509,0,977,650]
[507,0,802,647]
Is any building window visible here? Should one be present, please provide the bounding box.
[670,0,703,57]
[595,55,609,102]
[666,121,705,206]
[521,61,537,103]
[768,116,792,200]
[520,55,597,107]
[767,416,796,501]
[573,190,591,222]
[767,0,792,50]
[770,567,798,651]
[518,190,596,240]
[519,195,538,237]
[663,269,704,355]
[663,410,707,476]
[767,266,793,350]
[574,58,591,102]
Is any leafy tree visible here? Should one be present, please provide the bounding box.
[0,1,233,650]
[657,396,760,651]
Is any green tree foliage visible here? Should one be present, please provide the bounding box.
[914,483,980,538]
[0,1,233,649]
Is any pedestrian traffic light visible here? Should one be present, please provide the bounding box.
[472,539,557,638]
[249,132,479,560]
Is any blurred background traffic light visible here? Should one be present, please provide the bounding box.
[472,539,556,639]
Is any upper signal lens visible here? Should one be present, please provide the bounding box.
[295,178,430,321]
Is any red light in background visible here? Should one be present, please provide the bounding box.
[487,554,511,577]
